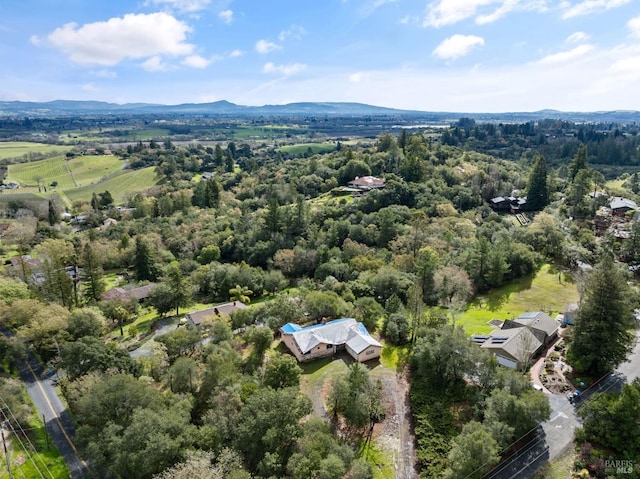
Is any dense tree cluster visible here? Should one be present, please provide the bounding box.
[1,123,638,479]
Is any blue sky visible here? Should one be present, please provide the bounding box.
[1,0,640,112]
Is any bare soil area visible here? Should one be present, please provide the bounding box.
[300,354,417,479]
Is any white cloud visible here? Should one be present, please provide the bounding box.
[218,9,234,24]
[536,44,594,64]
[433,34,484,60]
[349,72,371,82]
[81,83,100,92]
[423,0,548,27]
[566,31,590,43]
[278,25,307,42]
[90,69,117,78]
[475,0,521,24]
[561,0,631,19]
[147,0,211,12]
[255,39,281,54]
[400,14,420,24]
[230,49,244,57]
[182,54,210,68]
[263,62,307,75]
[29,35,42,46]
[628,16,640,39]
[45,13,194,66]
[142,55,170,71]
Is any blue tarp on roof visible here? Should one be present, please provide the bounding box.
[281,323,302,334]
[281,318,354,334]
[357,322,370,336]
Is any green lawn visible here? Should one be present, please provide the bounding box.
[457,264,579,335]
[0,142,71,160]
[64,167,160,204]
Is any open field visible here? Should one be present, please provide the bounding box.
[277,142,336,155]
[0,142,71,160]
[66,156,124,186]
[230,125,306,139]
[64,167,160,204]
[6,155,124,190]
[7,156,75,189]
[457,264,579,335]
[0,191,44,202]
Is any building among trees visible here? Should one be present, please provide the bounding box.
[471,311,559,369]
[280,318,382,362]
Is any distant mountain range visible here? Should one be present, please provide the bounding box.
[1,99,639,123]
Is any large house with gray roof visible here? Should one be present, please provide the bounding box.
[280,318,382,362]
[471,311,559,369]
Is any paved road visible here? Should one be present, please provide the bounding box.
[484,329,640,479]
[17,350,88,479]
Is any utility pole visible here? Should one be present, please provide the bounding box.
[1,427,13,479]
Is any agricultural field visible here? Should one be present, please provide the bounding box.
[6,156,75,189]
[64,166,160,204]
[6,155,124,190]
[66,156,124,186]
[457,263,579,335]
[0,142,71,160]
[277,142,336,155]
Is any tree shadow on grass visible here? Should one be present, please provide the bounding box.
[547,264,576,284]
[300,356,339,376]
[470,275,534,313]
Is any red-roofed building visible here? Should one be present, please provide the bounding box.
[347,176,386,190]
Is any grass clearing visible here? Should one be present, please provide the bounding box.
[7,156,75,189]
[0,192,44,202]
[277,143,336,155]
[533,448,575,479]
[66,155,124,186]
[6,155,124,193]
[379,343,409,372]
[457,264,579,335]
[0,142,71,160]
[64,167,160,204]
[358,440,395,479]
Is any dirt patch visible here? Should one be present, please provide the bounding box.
[371,366,417,479]
[301,356,418,478]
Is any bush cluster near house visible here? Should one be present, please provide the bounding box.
[1,116,639,479]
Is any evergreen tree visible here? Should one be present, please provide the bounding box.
[164,261,192,316]
[225,149,234,172]
[397,128,408,153]
[134,236,157,282]
[48,199,59,226]
[214,144,224,167]
[81,243,106,302]
[91,192,100,210]
[526,155,549,211]
[569,144,588,181]
[567,255,635,375]
[99,190,114,208]
[205,178,220,208]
